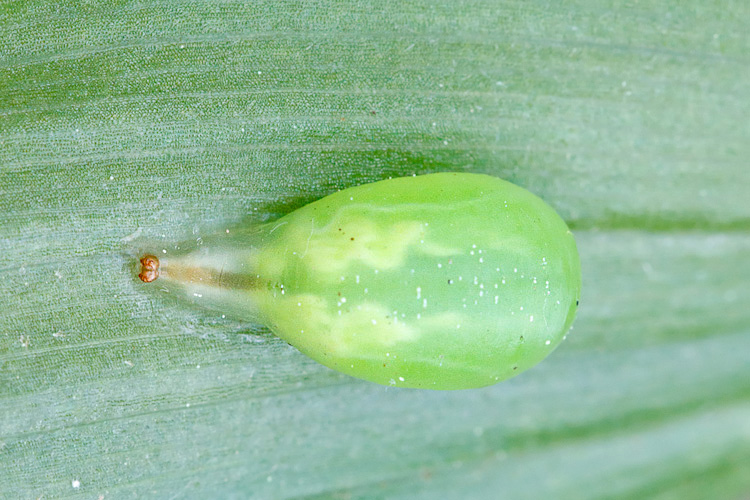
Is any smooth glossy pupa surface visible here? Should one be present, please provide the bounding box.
[140,173,581,389]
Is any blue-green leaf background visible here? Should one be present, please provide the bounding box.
[2,1,749,498]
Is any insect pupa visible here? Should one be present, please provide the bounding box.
[138,173,581,390]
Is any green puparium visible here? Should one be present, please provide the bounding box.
[147,173,581,390]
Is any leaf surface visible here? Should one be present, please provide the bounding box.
[1,1,749,498]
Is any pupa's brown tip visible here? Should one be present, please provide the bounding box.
[138,254,160,283]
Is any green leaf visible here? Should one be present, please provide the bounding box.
[2,0,749,498]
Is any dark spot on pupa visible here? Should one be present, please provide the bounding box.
[576,300,579,306]
[447,279,453,284]
[138,255,160,283]
[513,366,518,370]
[350,237,355,241]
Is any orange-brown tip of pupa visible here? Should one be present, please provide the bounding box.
[138,254,160,283]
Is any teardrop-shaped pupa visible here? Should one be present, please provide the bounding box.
[139,173,581,389]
